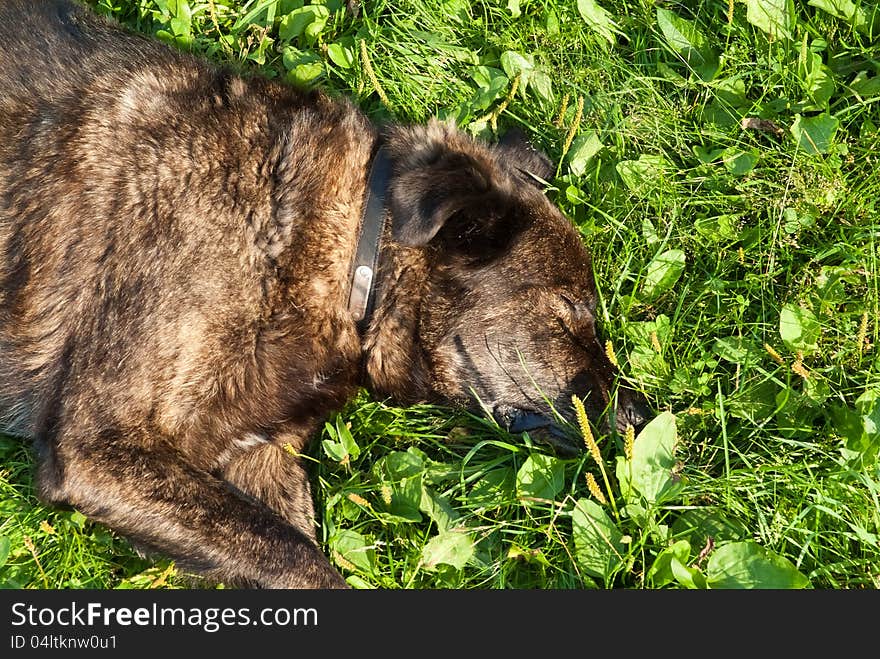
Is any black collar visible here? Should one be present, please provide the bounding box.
[347,145,391,335]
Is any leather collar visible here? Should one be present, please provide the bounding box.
[347,145,391,335]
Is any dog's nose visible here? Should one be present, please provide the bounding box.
[616,388,652,433]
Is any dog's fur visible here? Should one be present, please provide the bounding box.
[0,0,649,588]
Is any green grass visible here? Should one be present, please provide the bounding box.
[1,0,879,589]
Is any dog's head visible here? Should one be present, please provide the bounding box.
[367,120,651,452]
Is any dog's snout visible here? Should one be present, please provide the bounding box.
[493,404,553,433]
[616,389,652,433]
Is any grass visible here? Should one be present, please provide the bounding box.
[1,0,879,589]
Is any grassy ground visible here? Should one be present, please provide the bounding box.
[1,0,879,589]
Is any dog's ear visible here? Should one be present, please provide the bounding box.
[496,128,554,186]
[388,149,512,247]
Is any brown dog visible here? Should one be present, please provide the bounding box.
[0,0,650,588]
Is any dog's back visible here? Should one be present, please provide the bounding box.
[0,0,220,439]
[0,0,372,588]
[0,0,372,442]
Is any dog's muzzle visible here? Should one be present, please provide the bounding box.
[492,404,579,455]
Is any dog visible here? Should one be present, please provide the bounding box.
[0,0,651,588]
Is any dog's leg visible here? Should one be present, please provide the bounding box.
[222,441,319,538]
[35,424,347,589]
